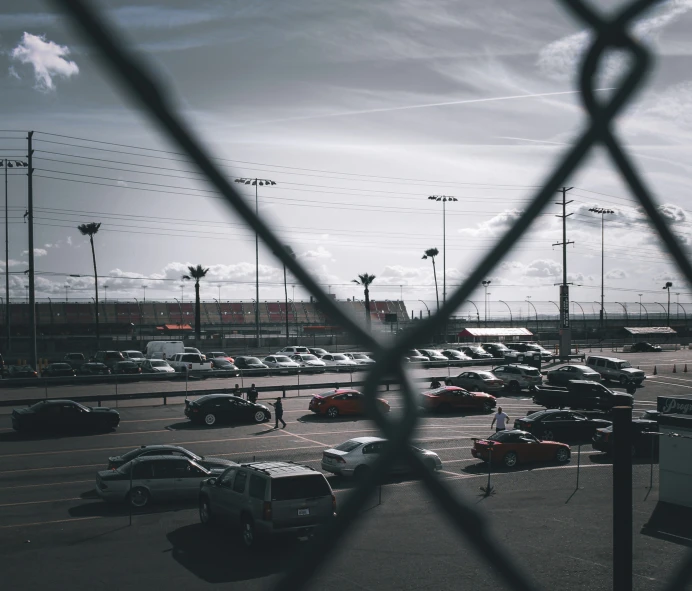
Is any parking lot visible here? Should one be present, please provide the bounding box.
[0,349,690,590]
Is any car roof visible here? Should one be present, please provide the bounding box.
[239,461,319,477]
[131,455,196,463]
[501,364,537,370]
[552,365,594,371]
[340,436,385,445]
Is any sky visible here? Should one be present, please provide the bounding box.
[1,0,692,321]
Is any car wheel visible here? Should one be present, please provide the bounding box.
[542,429,555,441]
[483,401,494,413]
[253,410,266,423]
[326,406,339,419]
[619,375,629,386]
[128,487,150,508]
[556,447,570,463]
[204,413,217,426]
[241,516,256,548]
[503,451,518,468]
[354,464,371,482]
[199,497,213,525]
[509,381,521,394]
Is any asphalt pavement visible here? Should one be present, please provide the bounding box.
[0,349,690,590]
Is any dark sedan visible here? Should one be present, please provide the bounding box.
[210,358,240,374]
[184,394,271,426]
[42,363,77,378]
[514,409,611,442]
[546,365,601,386]
[592,410,660,457]
[12,399,119,433]
[80,362,111,376]
[107,444,237,471]
[234,356,269,375]
[460,346,493,360]
[113,361,142,375]
[7,365,38,379]
[630,342,662,353]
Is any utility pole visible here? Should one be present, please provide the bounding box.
[27,131,37,369]
[553,187,573,359]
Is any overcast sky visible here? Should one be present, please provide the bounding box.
[1,0,692,320]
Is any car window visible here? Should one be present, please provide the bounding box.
[523,369,540,377]
[270,474,331,501]
[175,461,206,478]
[133,461,154,479]
[334,440,362,452]
[275,356,291,363]
[248,475,266,500]
[617,361,632,369]
[232,471,248,493]
[218,468,236,488]
[153,460,183,479]
[363,442,383,454]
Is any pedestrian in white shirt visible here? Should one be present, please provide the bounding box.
[491,407,510,432]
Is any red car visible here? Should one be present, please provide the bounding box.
[309,389,390,419]
[471,430,571,468]
[421,386,496,413]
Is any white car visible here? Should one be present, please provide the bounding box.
[276,346,310,355]
[319,353,359,372]
[168,353,212,373]
[262,355,301,374]
[141,359,175,374]
[492,364,543,393]
[344,352,376,366]
[290,354,326,373]
[121,350,146,366]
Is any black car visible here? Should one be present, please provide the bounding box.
[184,394,271,426]
[7,365,38,379]
[11,399,120,433]
[592,410,660,457]
[630,342,662,353]
[210,358,240,374]
[42,363,77,378]
[514,409,611,442]
[80,362,111,376]
[234,356,269,375]
[63,352,87,370]
[113,361,141,375]
[107,444,237,470]
[460,346,493,360]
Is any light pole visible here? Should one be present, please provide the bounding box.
[104,284,108,304]
[427,195,457,310]
[663,282,673,326]
[526,297,538,332]
[64,284,69,302]
[143,285,147,303]
[2,159,27,349]
[499,300,512,327]
[638,294,643,323]
[481,280,491,325]
[235,177,277,348]
[417,299,430,318]
[173,297,183,329]
[589,207,614,328]
[676,292,680,321]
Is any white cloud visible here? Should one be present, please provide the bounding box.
[299,246,333,260]
[21,248,47,257]
[606,269,627,280]
[458,209,523,238]
[524,259,562,278]
[10,32,79,91]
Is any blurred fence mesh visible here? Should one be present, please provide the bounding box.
[50,0,692,589]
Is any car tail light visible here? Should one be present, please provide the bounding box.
[33,372,37,376]
[263,501,272,520]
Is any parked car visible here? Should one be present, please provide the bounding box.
[80,362,111,376]
[234,356,269,374]
[107,445,237,471]
[405,349,429,363]
[63,352,87,371]
[184,394,271,426]
[343,352,376,365]
[586,355,646,386]
[418,349,448,364]
[290,354,326,373]
[630,342,662,353]
[514,409,611,442]
[210,358,239,374]
[440,349,471,364]
[262,355,301,374]
[12,399,119,433]
[199,461,336,548]
[319,353,358,371]
[459,345,493,360]
[308,389,390,418]
[205,351,235,363]
[546,364,601,387]
[481,343,524,361]
[506,342,552,360]
[321,437,442,479]
[446,370,504,393]
[420,386,496,413]
[276,346,310,355]
[145,340,184,360]
[185,347,203,357]
[168,353,212,373]
[308,348,330,357]
[121,350,146,366]
[42,363,76,378]
[7,365,38,379]
[532,381,633,411]
[93,350,125,370]
[113,360,142,375]
[492,364,543,392]
[592,410,660,457]
[140,359,175,374]
[96,455,225,507]
[471,430,571,467]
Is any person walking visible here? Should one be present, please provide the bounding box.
[491,407,510,433]
[271,397,286,429]
[247,384,258,404]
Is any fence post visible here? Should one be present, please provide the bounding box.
[612,405,633,591]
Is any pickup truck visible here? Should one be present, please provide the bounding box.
[532,380,633,412]
[168,353,212,373]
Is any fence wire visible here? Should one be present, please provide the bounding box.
[49,0,692,589]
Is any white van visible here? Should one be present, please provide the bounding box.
[146,341,185,360]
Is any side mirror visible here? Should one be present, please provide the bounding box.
[207,478,218,486]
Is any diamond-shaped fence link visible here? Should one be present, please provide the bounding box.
[50,0,692,589]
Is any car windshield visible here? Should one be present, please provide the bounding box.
[332,354,348,361]
[302,355,319,361]
[525,410,546,419]
[29,401,46,410]
[150,361,168,367]
[271,474,331,501]
[334,440,363,452]
[617,361,632,369]
[407,350,421,356]
[478,372,495,379]
[487,344,509,351]
[523,369,541,376]
[244,357,261,364]
[352,354,368,360]
[275,356,292,363]
[214,360,232,366]
[126,352,144,358]
[487,431,512,442]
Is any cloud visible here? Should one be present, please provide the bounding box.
[606,269,627,280]
[21,248,47,257]
[524,259,562,278]
[458,209,524,238]
[10,32,79,91]
[299,246,333,260]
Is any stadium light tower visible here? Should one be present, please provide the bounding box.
[589,207,614,328]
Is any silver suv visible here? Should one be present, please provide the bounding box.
[492,364,543,393]
[198,461,336,548]
[586,356,646,386]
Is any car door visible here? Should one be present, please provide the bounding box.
[211,467,237,519]
[214,397,240,423]
[173,459,209,500]
[145,459,178,501]
[361,441,385,471]
[350,392,367,414]
[60,402,89,430]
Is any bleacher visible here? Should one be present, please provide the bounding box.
[266,302,283,323]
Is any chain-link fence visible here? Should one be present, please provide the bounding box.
[46,0,692,589]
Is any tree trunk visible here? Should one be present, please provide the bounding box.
[90,236,100,348]
[431,258,439,312]
[284,264,289,345]
[195,280,201,342]
[364,286,371,331]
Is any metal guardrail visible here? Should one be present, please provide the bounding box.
[49,1,692,590]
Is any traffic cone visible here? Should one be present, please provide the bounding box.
[674,364,677,373]
[653,366,657,375]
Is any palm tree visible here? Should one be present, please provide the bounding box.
[78,222,102,347]
[422,248,440,312]
[352,273,376,330]
[182,264,209,342]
